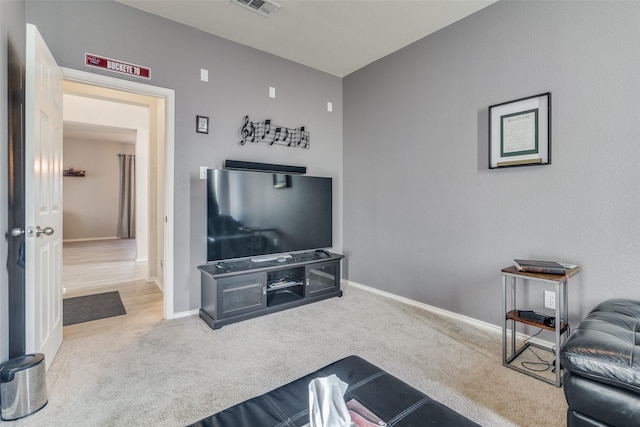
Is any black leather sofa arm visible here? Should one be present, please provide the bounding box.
[560,299,640,427]
[561,299,640,394]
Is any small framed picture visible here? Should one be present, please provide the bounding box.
[489,93,551,169]
[196,115,209,134]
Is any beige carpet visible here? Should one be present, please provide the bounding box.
[14,284,566,426]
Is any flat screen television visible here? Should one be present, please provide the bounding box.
[206,168,332,262]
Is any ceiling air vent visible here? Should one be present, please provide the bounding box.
[232,0,281,17]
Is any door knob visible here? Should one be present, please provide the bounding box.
[10,228,24,237]
[35,226,54,237]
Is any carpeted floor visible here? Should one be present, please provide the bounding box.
[14,283,566,426]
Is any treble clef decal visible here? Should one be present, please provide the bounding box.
[239,115,255,145]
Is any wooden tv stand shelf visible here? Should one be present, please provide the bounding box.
[198,251,344,329]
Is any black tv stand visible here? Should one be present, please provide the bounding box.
[198,251,344,329]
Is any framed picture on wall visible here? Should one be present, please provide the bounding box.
[489,92,551,169]
[196,115,209,134]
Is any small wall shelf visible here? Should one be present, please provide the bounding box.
[64,168,85,177]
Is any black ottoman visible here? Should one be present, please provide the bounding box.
[190,355,479,426]
[560,299,640,427]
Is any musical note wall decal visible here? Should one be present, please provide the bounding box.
[239,115,310,149]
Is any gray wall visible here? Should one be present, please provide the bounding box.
[25,1,343,313]
[343,1,640,326]
[0,0,26,363]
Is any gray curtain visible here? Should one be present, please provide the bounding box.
[117,154,136,238]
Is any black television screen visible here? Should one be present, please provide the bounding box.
[206,168,332,262]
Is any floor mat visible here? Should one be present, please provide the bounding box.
[63,291,127,326]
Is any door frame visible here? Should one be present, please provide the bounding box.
[7,39,26,358]
[61,67,175,319]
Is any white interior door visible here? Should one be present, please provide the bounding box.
[24,23,63,369]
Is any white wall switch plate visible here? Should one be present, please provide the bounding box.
[200,68,209,82]
[200,166,208,180]
[269,86,276,98]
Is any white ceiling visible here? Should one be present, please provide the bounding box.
[116,0,496,77]
[64,122,137,144]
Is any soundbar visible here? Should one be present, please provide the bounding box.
[225,160,307,175]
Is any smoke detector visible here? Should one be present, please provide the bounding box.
[232,0,281,17]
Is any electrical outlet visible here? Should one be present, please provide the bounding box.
[199,166,208,180]
[544,291,556,310]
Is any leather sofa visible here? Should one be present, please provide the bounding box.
[560,299,640,426]
[190,355,479,426]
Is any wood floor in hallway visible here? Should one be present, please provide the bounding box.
[62,239,163,340]
[63,239,147,292]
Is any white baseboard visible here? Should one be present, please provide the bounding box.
[63,236,119,243]
[169,308,199,319]
[343,280,555,350]
[145,275,163,289]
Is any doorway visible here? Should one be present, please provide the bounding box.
[61,84,158,336]
[61,67,175,322]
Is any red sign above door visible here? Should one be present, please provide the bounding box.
[85,53,150,79]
